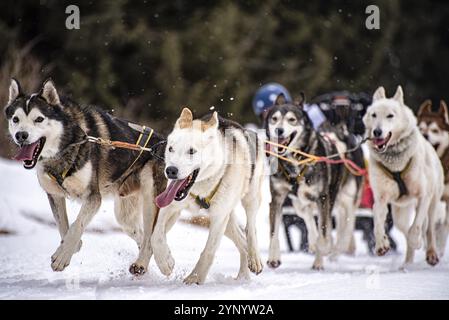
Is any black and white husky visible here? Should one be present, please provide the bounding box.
[138,108,265,284]
[4,79,166,273]
[265,94,363,270]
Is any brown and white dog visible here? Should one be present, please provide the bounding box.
[417,100,449,256]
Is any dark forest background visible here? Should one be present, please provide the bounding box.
[1,0,448,158]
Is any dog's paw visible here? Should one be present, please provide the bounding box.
[312,262,324,271]
[183,272,204,285]
[248,254,263,275]
[375,235,390,256]
[154,250,175,276]
[426,249,439,266]
[267,260,281,269]
[129,263,147,276]
[51,245,74,272]
[408,226,422,250]
[236,269,251,281]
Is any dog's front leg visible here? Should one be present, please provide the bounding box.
[47,193,83,253]
[267,183,288,269]
[184,210,231,285]
[408,197,430,252]
[151,207,181,277]
[47,194,69,237]
[51,193,101,271]
[313,193,332,270]
[292,200,318,254]
[423,197,440,266]
[373,199,390,256]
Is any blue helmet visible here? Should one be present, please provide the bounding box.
[252,83,292,116]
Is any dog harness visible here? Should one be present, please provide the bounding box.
[278,159,308,188]
[190,179,222,210]
[48,126,154,191]
[376,158,413,198]
[48,166,76,189]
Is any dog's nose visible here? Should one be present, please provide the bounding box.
[165,166,179,179]
[423,133,429,140]
[373,128,382,138]
[275,128,284,136]
[15,131,29,143]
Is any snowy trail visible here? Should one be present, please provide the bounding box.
[0,159,448,299]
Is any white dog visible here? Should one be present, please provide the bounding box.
[363,85,444,266]
[136,108,265,284]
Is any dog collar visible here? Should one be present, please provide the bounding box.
[190,179,222,210]
[376,158,413,199]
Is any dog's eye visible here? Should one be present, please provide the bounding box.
[271,116,278,123]
[387,114,394,119]
[188,148,197,155]
[35,116,44,123]
[168,146,174,152]
[288,117,297,123]
[12,116,19,123]
[431,129,439,134]
[372,113,377,118]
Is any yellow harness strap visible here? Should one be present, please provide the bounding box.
[127,126,154,172]
[279,160,307,185]
[48,167,70,183]
[190,179,222,210]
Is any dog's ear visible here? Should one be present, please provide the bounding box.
[373,86,386,101]
[294,92,306,107]
[202,111,219,131]
[175,107,193,129]
[393,85,404,105]
[417,99,432,118]
[8,78,22,105]
[40,79,61,106]
[439,100,449,125]
[274,93,287,106]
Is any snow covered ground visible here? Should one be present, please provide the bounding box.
[0,158,448,300]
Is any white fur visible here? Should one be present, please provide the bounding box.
[364,86,444,267]
[8,79,20,104]
[149,111,265,284]
[268,111,303,155]
[8,108,64,159]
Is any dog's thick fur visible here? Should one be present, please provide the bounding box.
[4,79,166,273]
[138,108,264,284]
[265,95,348,270]
[417,99,449,256]
[363,86,444,266]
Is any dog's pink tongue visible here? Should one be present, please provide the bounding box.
[13,142,39,161]
[373,138,385,146]
[155,179,186,208]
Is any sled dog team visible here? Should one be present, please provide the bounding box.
[4,79,449,284]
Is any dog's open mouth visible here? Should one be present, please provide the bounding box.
[432,143,440,151]
[372,132,392,152]
[276,131,297,154]
[13,137,46,169]
[155,169,199,208]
